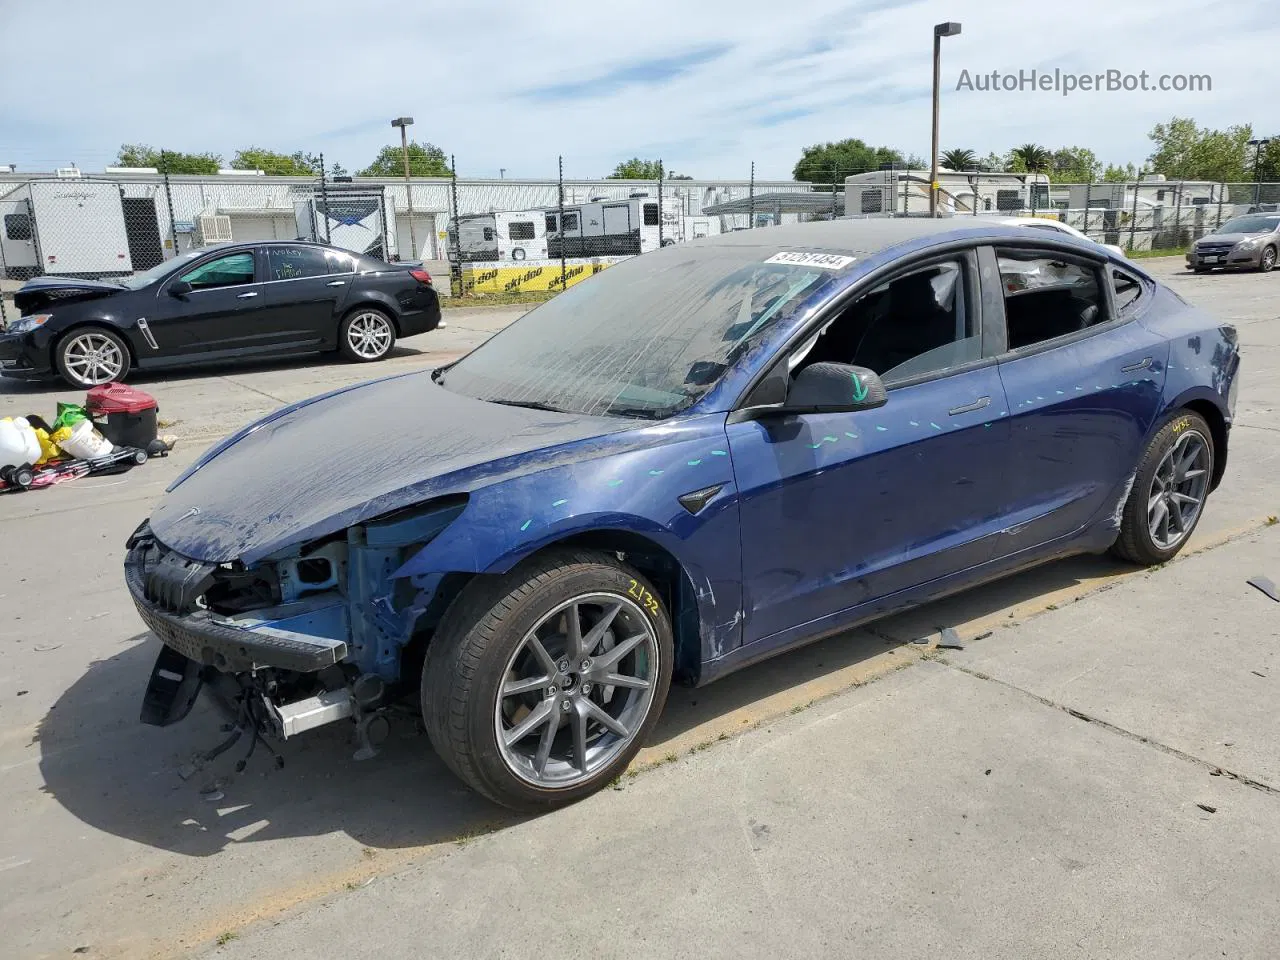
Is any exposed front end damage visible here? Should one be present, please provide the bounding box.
[126,497,469,761]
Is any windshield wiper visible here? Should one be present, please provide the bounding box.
[485,398,567,413]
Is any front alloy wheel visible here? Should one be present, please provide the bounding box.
[423,549,673,810]
[56,329,131,387]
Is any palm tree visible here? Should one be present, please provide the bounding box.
[1010,143,1052,173]
[939,148,977,171]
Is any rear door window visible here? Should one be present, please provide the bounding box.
[266,245,350,280]
[1112,268,1144,314]
[996,249,1107,350]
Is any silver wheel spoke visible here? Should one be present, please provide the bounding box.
[599,672,651,691]
[582,698,630,738]
[1168,498,1185,533]
[579,601,622,657]
[1169,491,1200,507]
[590,630,646,674]
[504,698,555,747]
[503,674,552,697]
[563,603,583,660]
[1180,468,1207,482]
[570,700,589,773]
[525,635,559,676]
[1150,499,1169,536]
[533,708,558,776]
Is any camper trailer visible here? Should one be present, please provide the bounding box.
[0,179,144,278]
[293,183,397,260]
[447,210,549,262]
[547,194,672,258]
[844,169,1052,217]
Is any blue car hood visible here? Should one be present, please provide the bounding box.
[150,371,633,564]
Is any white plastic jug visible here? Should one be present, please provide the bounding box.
[0,417,42,469]
[59,419,113,460]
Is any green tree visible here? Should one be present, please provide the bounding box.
[1147,117,1252,182]
[977,151,1006,173]
[1250,139,1280,182]
[115,143,221,174]
[939,148,977,171]
[360,141,451,178]
[1102,162,1139,182]
[231,147,319,176]
[1048,147,1100,183]
[610,158,664,179]
[793,139,907,182]
[1008,143,1052,173]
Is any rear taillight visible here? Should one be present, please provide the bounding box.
[410,269,433,285]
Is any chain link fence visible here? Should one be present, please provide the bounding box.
[3,154,1279,323]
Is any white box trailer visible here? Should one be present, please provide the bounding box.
[447,210,549,262]
[548,195,670,258]
[0,179,134,278]
[844,169,1051,217]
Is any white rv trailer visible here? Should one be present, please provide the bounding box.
[0,179,141,278]
[844,169,1052,217]
[546,194,674,258]
[447,210,550,262]
[1060,177,1226,212]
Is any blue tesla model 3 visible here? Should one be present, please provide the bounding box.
[125,218,1239,809]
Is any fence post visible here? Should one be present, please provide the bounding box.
[1172,181,1184,251]
[1216,183,1225,230]
[1128,179,1140,251]
[656,159,664,248]
[450,155,462,296]
[557,155,566,294]
[902,172,909,217]
[0,224,7,326]
[318,153,331,243]
[748,161,755,228]
[831,163,838,220]
[159,152,179,259]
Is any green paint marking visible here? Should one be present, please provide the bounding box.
[648,469,664,476]
[850,372,869,403]
[808,443,823,449]
[983,423,992,428]
[1055,390,1065,395]
[687,459,702,466]
[845,432,859,439]
[930,422,941,430]
[552,499,568,507]
[875,425,888,432]
[520,520,532,531]
[711,450,728,456]
[823,435,837,443]
[909,420,919,427]
[606,479,624,486]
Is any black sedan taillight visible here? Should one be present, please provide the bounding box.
[410,269,433,286]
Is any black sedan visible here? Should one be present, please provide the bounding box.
[0,241,441,387]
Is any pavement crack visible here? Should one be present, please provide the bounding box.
[218,376,287,404]
[944,661,1280,799]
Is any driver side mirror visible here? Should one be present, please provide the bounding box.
[784,362,887,414]
[169,280,192,297]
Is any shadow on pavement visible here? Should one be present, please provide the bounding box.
[37,552,1127,857]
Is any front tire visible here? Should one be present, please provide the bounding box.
[55,328,131,387]
[423,549,673,811]
[1260,245,1277,273]
[1111,410,1214,565]
[338,308,396,363]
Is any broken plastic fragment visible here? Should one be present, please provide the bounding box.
[1246,575,1279,602]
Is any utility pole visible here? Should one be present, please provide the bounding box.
[391,117,417,261]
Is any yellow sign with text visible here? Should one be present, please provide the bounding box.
[460,257,626,294]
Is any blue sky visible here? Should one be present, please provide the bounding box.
[1,0,1276,180]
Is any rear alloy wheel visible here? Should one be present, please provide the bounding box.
[338,308,396,363]
[423,549,672,811]
[1260,245,1277,273]
[55,328,131,387]
[1111,410,1214,565]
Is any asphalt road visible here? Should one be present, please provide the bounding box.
[0,260,1277,959]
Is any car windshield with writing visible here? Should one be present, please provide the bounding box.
[437,247,847,419]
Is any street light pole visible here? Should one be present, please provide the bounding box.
[391,117,417,262]
[929,21,961,218]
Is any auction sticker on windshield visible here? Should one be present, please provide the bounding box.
[764,252,855,269]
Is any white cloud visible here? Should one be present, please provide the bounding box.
[0,0,1276,179]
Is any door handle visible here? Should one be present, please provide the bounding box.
[948,396,991,416]
[326,280,346,287]
[1121,357,1152,372]
[237,291,259,299]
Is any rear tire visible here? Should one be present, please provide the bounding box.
[422,549,673,811]
[1111,410,1214,566]
[338,308,396,363]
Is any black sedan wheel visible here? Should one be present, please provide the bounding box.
[423,549,672,811]
[55,328,131,387]
[338,308,396,363]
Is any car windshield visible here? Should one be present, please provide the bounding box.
[1219,215,1280,234]
[117,250,204,289]
[437,247,843,418]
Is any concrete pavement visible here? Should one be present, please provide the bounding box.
[0,260,1278,958]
